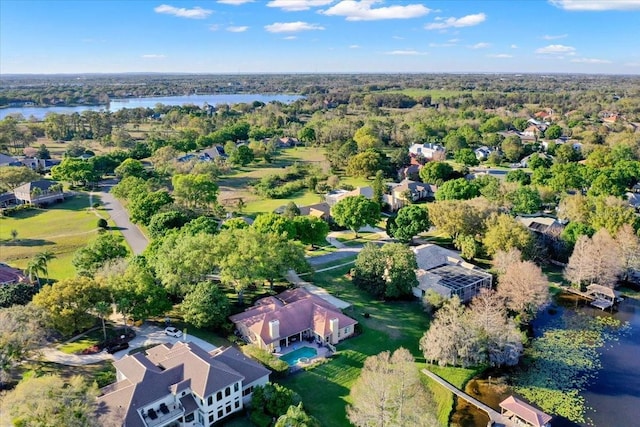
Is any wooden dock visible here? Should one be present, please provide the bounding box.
[421,369,515,427]
[563,286,617,310]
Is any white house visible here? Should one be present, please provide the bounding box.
[408,143,446,160]
[96,342,270,427]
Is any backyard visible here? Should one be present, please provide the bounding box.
[0,193,114,280]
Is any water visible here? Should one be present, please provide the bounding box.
[451,294,640,427]
[0,93,303,120]
[280,346,317,366]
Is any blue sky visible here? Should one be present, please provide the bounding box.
[1,0,639,74]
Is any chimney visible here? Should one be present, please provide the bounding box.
[269,320,280,340]
[329,318,339,345]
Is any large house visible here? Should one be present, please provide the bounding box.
[13,180,64,205]
[230,288,357,353]
[325,186,373,207]
[412,244,492,302]
[408,143,446,160]
[383,179,436,211]
[96,341,270,427]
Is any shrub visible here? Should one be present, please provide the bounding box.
[242,344,290,377]
[97,218,108,229]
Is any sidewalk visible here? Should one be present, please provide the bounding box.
[38,323,217,366]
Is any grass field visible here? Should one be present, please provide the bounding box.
[278,264,431,426]
[383,88,478,101]
[0,193,113,280]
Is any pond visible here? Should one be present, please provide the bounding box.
[0,93,303,120]
[451,292,640,427]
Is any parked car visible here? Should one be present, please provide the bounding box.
[165,327,182,337]
[106,342,129,354]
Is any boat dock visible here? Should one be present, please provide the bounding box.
[564,284,621,311]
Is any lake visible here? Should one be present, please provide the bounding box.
[0,93,303,120]
[451,293,640,427]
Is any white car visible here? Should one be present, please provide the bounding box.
[164,327,182,337]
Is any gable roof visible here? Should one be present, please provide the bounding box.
[500,395,552,427]
[0,153,20,166]
[13,180,60,194]
[230,288,357,345]
[0,263,29,285]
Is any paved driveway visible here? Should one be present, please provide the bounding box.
[97,180,149,255]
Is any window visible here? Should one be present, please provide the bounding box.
[209,414,214,423]
[234,382,239,392]
[217,409,223,418]
[181,391,186,397]
[225,387,231,397]
[226,404,232,414]
[243,386,254,397]
[234,400,240,409]
[207,396,213,405]
[216,391,222,401]
[185,413,195,423]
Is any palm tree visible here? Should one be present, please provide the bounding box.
[26,258,46,286]
[94,301,112,341]
[36,251,56,285]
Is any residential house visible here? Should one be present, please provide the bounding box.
[383,179,436,211]
[474,146,495,161]
[325,186,373,207]
[411,244,492,302]
[408,143,446,160]
[397,164,421,181]
[96,341,270,427]
[0,192,16,208]
[0,263,30,285]
[276,137,299,148]
[522,125,541,139]
[230,288,358,353]
[13,180,64,205]
[0,153,21,167]
[499,395,552,427]
[516,216,566,235]
[298,202,331,220]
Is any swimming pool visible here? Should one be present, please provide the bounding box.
[280,346,318,366]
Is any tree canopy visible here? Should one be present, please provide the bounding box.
[331,195,380,237]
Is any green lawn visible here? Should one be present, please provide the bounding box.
[278,265,431,427]
[0,193,115,280]
[336,231,385,246]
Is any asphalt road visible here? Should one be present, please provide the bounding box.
[97,180,149,255]
[308,247,362,266]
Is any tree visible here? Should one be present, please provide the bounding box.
[354,125,382,152]
[252,383,301,422]
[505,169,531,185]
[51,157,99,186]
[561,222,594,247]
[0,374,98,427]
[32,277,106,336]
[482,213,534,258]
[491,248,523,275]
[564,229,623,289]
[293,216,329,247]
[387,205,430,244]
[346,149,388,178]
[147,210,191,238]
[353,243,417,299]
[283,201,301,219]
[454,148,480,166]
[420,296,480,367]
[111,175,148,201]
[435,178,480,201]
[0,166,40,191]
[0,304,49,385]
[479,117,506,133]
[443,132,468,153]
[37,143,51,159]
[506,186,541,214]
[372,170,385,207]
[94,301,112,341]
[544,124,563,140]
[114,158,145,179]
[180,282,230,329]
[228,144,254,166]
[419,161,453,184]
[497,260,549,323]
[172,173,218,211]
[275,403,321,427]
[347,348,437,427]
[181,216,220,236]
[0,283,35,308]
[501,135,524,162]
[129,190,173,224]
[252,213,296,239]
[428,199,496,239]
[73,233,129,276]
[615,224,640,282]
[331,195,380,238]
[454,234,481,260]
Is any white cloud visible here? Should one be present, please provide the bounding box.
[542,34,568,40]
[142,54,166,59]
[448,38,461,43]
[227,26,249,32]
[511,44,518,49]
[154,4,213,19]
[349,44,360,49]
[267,0,333,11]
[321,1,430,21]
[264,21,325,33]
[549,0,640,11]
[470,42,490,49]
[392,35,404,40]
[535,44,576,54]
[385,50,428,56]
[571,57,612,64]
[425,13,486,30]
[283,36,297,40]
[217,0,254,5]
[488,54,513,58]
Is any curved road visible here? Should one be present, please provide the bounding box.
[97,180,149,255]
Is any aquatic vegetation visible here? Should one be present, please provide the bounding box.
[513,313,628,424]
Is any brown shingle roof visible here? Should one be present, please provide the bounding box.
[500,395,552,427]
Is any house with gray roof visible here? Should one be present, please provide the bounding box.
[13,180,64,205]
[96,341,269,427]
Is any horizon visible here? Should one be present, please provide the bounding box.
[1,0,640,75]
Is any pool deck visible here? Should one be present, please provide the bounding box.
[276,342,331,364]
